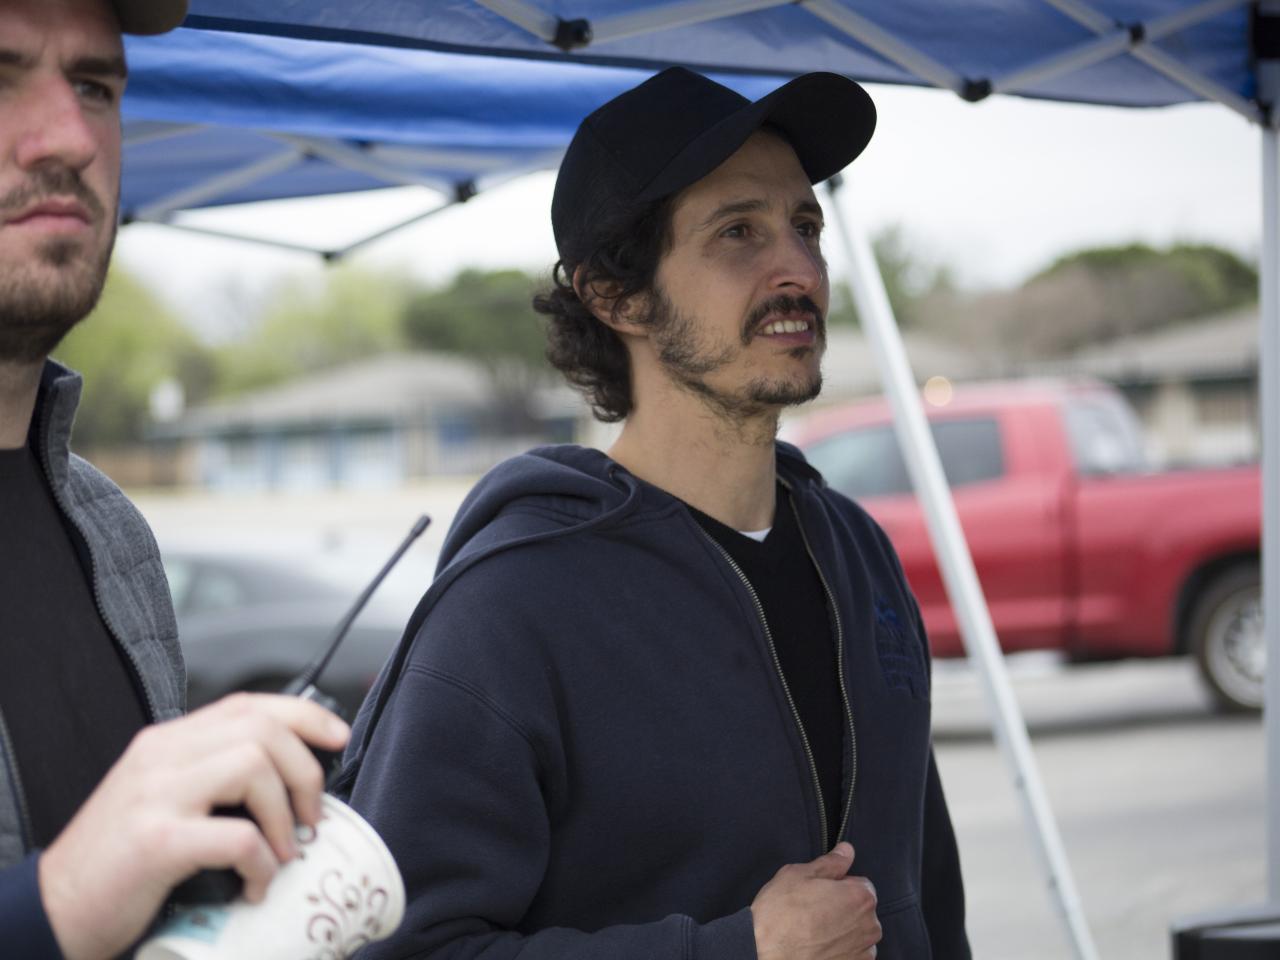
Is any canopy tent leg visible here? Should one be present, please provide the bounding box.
[1175,64,1280,960]
[1256,5,1280,901]
[1264,122,1280,905]
[824,179,1100,960]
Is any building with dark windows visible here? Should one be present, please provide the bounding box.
[156,353,581,491]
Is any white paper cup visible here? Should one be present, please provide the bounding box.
[138,795,405,960]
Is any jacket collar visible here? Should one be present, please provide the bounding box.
[29,359,82,492]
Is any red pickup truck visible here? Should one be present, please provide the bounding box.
[789,379,1263,712]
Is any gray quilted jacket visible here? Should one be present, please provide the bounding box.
[0,360,184,869]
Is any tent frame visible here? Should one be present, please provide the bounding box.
[140,0,1258,252]
[123,118,549,259]
[471,0,1258,117]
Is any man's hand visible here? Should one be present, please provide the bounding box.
[751,842,881,960]
[37,692,350,960]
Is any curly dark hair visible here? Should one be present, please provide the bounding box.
[533,195,677,422]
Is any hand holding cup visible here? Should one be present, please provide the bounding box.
[137,794,405,960]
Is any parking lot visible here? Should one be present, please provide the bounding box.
[935,656,1264,960]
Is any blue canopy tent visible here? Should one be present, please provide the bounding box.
[176,0,1256,114]
[118,5,1277,956]
[121,28,782,255]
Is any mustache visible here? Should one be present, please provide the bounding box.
[742,294,825,343]
[0,165,105,223]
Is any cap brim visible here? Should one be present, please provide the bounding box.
[112,0,188,35]
[637,73,876,202]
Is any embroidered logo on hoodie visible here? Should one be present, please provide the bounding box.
[873,596,928,700]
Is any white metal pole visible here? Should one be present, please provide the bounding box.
[825,180,1100,960]
[1262,122,1280,904]
[1258,4,1280,901]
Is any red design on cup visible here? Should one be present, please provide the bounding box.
[304,870,392,959]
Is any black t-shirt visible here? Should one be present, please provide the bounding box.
[0,444,147,848]
[689,483,845,847]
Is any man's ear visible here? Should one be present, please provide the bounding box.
[573,266,648,335]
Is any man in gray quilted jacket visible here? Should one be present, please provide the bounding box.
[0,2,349,957]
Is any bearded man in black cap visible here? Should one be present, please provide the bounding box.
[345,68,969,960]
[0,3,349,957]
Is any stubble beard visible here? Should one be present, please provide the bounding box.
[0,166,115,364]
[647,287,826,425]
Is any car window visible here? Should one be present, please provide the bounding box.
[805,417,1004,500]
[187,567,249,615]
[162,557,192,612]
[936,418,1005,488]
[1062,394,1147,475]
[806,425,910,498]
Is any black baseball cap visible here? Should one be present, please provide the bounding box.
[551,67,876,263]
[111,0,188,35]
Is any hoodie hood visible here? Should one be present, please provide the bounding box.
[436,445,643,574]
[439,441,826,572]
[338,440,825,781]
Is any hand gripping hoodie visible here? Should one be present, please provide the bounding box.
[337,442,969,960]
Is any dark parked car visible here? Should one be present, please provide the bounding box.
[163,550,407,718]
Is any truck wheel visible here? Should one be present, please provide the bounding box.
[1189,564,1264,713]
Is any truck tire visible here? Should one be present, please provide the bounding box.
[1189,564,1264,713]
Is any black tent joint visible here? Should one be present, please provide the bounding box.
[1252,3,1280,124]
[1126,22,1146,45]
[960,77,992,102]
[1252,3,1280,60]
[454,180,478,203]
[552,18,592,51]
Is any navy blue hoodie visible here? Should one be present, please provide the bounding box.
[339,443,968,959]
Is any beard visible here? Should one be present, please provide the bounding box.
[0,165,115,364]
[646,288,826,422]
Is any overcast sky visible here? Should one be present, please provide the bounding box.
[114,81,1260,342]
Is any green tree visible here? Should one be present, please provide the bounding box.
[402,268,546,366]
[215,264,410,395]
[1036,242,1257,306]
[52,267,214,446]
[932,241,1260,360]
[827,224,954,329]
[402,269,550,430]
[1018,241,1258,352]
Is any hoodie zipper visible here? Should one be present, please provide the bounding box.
[785,492,857,842]
[36,385,159,725]
[699,529,832,849]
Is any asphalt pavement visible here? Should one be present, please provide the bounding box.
[932,655,1264,960]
